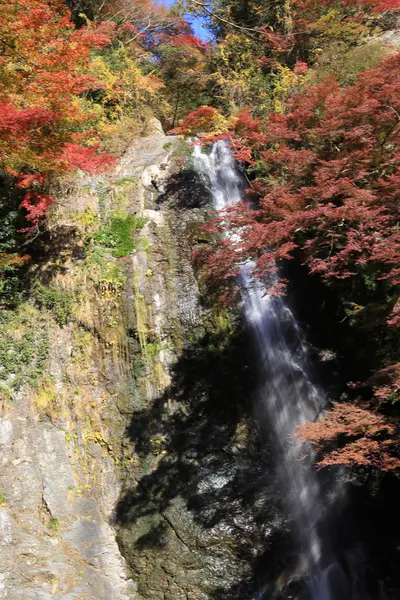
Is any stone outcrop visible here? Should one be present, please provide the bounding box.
[0,331,133,599]
[0,121,284,600]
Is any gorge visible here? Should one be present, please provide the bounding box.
[0,0,399,597]
[0,123,397,599]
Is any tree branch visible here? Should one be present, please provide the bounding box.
[183,0,263,34]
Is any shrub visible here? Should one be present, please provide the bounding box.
[34,284,73,325]
[93,211,147,257]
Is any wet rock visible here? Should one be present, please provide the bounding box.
[114,138,291,599]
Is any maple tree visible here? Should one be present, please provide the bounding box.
[198,52,400,314]
[0,0,115,227]
[156,32,212,128]
[192,45,400,470]
[296,403,400,472]
[169,105,229,135]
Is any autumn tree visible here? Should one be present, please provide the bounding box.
[0,0,117,228]
[193,49,400,470]
[169,105,230,134]
[181,0,399,116]
[156,32,212,128]
[296,403,400,472]
[100,0,181,43]
[199,52,400,308]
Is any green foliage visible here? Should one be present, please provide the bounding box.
[81,246,127,291]
[146,340,164,358]
[0,492,5,505]
[0,181,28,306]
[93,211,147,258]
[210,32,272,112]
[0,259,25,306]
[307,41,390,86]
[0,305,49,388]
[49,517,59,531]
[34,284,73,325]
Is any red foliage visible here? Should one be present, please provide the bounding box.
[200,53,400,313]
[167,33,208,49]
[296,402,400,471]
[198,54,400,456]
[61,144,116,175]
[293,61,308,75]
[296,0,400,13]
[169,106,223,135]
[20,192,56,223]
[0,0,115,226]
[0,104,54,141]
[363,363,400,403]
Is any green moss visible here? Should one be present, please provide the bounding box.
[0,304,49,388]
[71,328,93,368]
[93,211,147,258]
[0,492,5,505]
[65,431,78,445]
[49,517,59,531]
[133,289,148,352]
[146,340,164,358]
[172,140,192,160]
[34,283,73,325]
[114,177,137,186]
[136,237,151,253]
[83,246,126,290]
[34,375,57,411]
[0,383,12,400]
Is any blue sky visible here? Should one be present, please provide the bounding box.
[160,0,210,41]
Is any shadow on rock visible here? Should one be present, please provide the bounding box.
[157,168,211,209]
[115,320,299,599]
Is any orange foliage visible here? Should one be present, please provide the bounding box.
[0,0,115,224]
[0,253,30,270]
[297,403,400,471]
[170,106,224,135]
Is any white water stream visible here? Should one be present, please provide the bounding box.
[193,141,350,599]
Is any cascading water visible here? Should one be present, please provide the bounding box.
[193,140,352,599]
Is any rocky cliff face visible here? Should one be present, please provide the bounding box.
[0,122,182,600]
[0,347,132,600]
[111,131,288,599]
[0,122,288,600]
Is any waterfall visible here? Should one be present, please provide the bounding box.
[193,140,351,599]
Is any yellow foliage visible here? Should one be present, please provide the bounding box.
[212,33,268,110]
[90,44,164,121]
[272,65,300,114]
[34,375,58,412]
[309,9,371,46]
